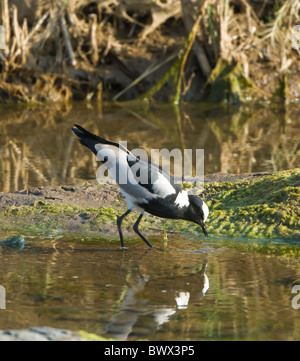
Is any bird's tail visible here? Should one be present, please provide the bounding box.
[72,124,121,155]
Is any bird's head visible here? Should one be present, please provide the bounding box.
[187,195,209,236]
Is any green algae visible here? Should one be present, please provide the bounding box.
[0,234,25,250]
[0,201,117,236]
[78,330,117,341]
[203,169,300,240]
[3,201,79,216]
[0,169,299,245]
[205,58,254,104]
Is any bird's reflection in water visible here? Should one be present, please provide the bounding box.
[175,261,209,309]
[103,259,208,340]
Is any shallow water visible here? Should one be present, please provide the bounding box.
[1,233,300,341]
[0,101,299,192]
[0,101,300,340]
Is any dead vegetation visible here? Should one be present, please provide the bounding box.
[0,0,299,103]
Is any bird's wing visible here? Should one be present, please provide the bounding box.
[97,145,181,200]
[72,124,183,200]
[126,155,182,198]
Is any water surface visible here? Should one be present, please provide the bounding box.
[0,101,299,192]
[0,233,300,341]
[0,101,299,340]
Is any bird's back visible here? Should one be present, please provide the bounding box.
[72,124,184,210]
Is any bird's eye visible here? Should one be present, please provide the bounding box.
[197,211,203,217]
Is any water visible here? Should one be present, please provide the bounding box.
[0,101,300,340]
[0,234,300,340]
[0,101,299,192]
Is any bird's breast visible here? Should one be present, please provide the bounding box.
[138,195,186,220]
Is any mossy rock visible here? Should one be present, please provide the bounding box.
[272,74,288,103]
[205,58,254,104]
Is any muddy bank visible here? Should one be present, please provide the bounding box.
[0,169,299,242]
[0,327,111,341]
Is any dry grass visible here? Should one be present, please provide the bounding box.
[0,0,299,103]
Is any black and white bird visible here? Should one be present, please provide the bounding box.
[72,124,209,249]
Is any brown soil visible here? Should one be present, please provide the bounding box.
[0,172,270,211]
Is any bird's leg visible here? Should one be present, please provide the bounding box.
[117,209,132,250]
[163,220,168,248]
[133,213,153,248]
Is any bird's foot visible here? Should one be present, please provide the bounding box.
[163,229,168,248]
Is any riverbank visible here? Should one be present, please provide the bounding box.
[0,169,299,243]
[0,0,299,103]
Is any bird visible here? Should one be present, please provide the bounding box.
[72,124,209,249]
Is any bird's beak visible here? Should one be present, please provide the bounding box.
[200,222,208,237]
